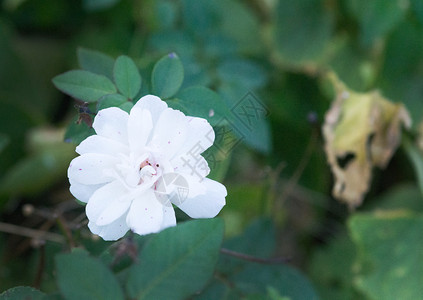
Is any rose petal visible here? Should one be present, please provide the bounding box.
[88,213,129,241]
[133,94,168,125]
[76,135,129,156]
[85,180,128,223]
[149,108,189,158]
[126,189,164,235]
[172,154,210,181]
[68,153,118,185]
[176,178,226,218]
[128,107,153,154]
[172,117,215,160]
[93,107,129,144]
[161,205,176,230]
[155,172,206,201]
[96,197,131,226]
[69,179,104,203]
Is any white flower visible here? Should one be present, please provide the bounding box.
[68,95,227,241]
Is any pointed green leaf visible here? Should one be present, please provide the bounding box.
[52,70,116,102]
[97,94,128,111]
[113,55,142,99]
[126,218,224,300]
[170,86,230,126]
[119,101,134,113]
[56,251,124,300]
[0,286,45,300]
[152,53,184,99]
[78,47,115,79]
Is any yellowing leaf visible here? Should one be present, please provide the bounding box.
[322,73,411,208]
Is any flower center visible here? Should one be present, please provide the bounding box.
[112,152,163,190]
[138,159,162,185]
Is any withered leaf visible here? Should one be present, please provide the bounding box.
[322,73,411,209]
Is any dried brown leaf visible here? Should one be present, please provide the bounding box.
[322,73,411,209]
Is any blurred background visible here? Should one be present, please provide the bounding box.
[1,0,423,298]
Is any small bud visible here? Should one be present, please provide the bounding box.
[22,204,35,216]
[307,111,318,124]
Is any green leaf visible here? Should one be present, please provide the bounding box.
[349,211,423,300]
[238,116,272,154]
[152,53,184,99]
[218,218,276,274]
[64,116,95,144]
[217,84,272,154]
[232,264,318,300]
[118,101,133,113]
[365,183,423,212]
[266,287,292,300]
[78,47,115,79]
[308,235,359,300]
[229,218,275,255]
[126,218,224,300]
[97,95,133,113]
[193,279,240,300]
[97,94,128,111]
[113,55,142,99]
[52,70,116,102]
[170,86,230,126]
[346,0,407,46]
[56,251,124,300]
[0,286,45,300]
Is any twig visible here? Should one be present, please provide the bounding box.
[33,244,46,289]
[0,221,65,244]
[220,248,290,264]
[279,127,319,202]
[56,215,76,248]
[70,212,88,229]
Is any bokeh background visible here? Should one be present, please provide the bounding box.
[1,0,423,299]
